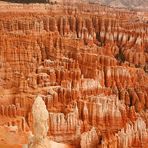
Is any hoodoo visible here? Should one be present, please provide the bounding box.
[0,0,147,148]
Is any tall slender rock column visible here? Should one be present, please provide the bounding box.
[29,96,49,148]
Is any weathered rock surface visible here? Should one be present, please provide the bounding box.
[0,1,147,148]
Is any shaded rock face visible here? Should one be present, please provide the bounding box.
[0,1,148,148]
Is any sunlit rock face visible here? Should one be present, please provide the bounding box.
[0,1,148,148]
[29,96,49,148]
[29,96,73,148]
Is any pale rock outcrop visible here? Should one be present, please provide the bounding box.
[29,96,49,148]
[80,127,99,148]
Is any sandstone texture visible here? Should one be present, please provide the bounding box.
[0,1,147,148]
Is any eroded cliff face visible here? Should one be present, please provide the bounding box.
[86,0,148,9]
[0,2,148,148]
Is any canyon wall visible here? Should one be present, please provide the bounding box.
[0,2,147,148]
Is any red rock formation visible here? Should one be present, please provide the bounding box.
[0,1,147,148]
